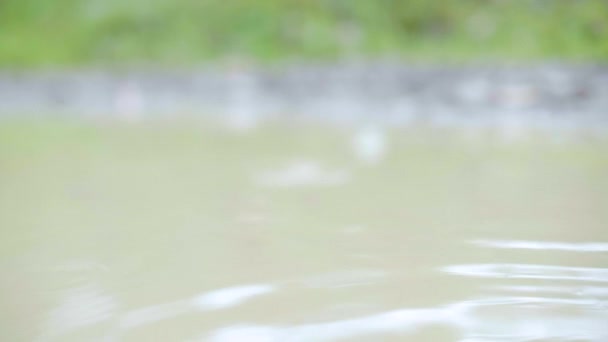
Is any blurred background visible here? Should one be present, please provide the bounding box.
[1,1,608,341]
[1,0,608,65]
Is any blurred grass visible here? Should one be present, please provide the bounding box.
[1,0,607,67]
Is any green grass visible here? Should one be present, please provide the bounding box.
[1,0,608,67]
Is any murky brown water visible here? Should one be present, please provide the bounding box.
[1,120,607,341]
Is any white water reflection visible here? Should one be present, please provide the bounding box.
[41,283,118,340]
[255,159,350,188]
[193,284,277,310]
[493,285,608,297]
[37,252,608,340]
[208,296,608,341]
[204,261,608,341]
[352,125,388,165]
[120,283,278,329]
[443,264,608,283]
[471,239,608,253]
[39,282,278,340]
[32,255,608,341]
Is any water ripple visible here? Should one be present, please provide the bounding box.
[207,296,608,342]
[471,239,608,253]
[442,263,608,283]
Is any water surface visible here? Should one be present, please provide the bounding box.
[1,120,607,341]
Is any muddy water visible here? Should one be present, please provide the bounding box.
[1,121,607,341]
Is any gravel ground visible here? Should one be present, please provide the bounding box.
[1,63,607,132]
